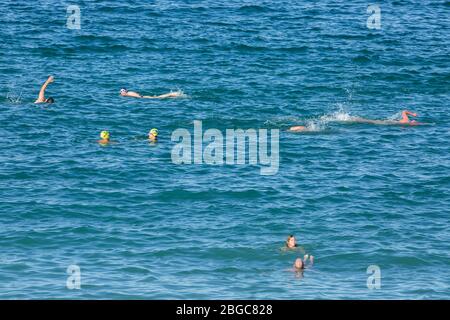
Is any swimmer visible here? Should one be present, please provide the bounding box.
[352,110,423,125]
[120,88,182,99]
[34,76,55,104]
[285,235,298,249]
[148,128,158,142]
[98,131,110,145]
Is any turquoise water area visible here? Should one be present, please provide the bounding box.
[0,1,449,299]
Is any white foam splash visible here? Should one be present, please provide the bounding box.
[388,111,402,121]
[319,108,357,123]
[170,89,189,98]
[6,91,23,104]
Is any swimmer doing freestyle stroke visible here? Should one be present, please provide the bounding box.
[351,110,425,125]
[289,110,427,132]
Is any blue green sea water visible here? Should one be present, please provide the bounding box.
[0,0,449,299]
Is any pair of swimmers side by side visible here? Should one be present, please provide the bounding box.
[283,234,315,273]
[98,128,159,145]
[288,110,427,132]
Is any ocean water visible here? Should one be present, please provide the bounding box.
[0,0,449,299]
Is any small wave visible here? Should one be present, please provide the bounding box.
[352,55,371,63]
[233,43,267,52]
[238,5,269,13]
[279,46,308,53]
[264,116,303,126]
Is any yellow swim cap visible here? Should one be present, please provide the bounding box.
[149,128,158,137]
[100,131,110,140]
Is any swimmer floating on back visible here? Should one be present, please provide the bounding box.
[120,88,182,99]
[34,76,55,104]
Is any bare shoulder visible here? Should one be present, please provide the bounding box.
[289,126,308,132]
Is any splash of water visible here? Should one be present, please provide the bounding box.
[319,105,357,122]
[388,111,403,121]
[6,91,23,104]
[304,120,326,132]
[170,89,189,98]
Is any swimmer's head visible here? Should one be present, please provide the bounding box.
[45,97,54,103]
[286,235,296,248]
[149,128,159,139]
[120,88,128,96]
[100,130,110,140]
[294,258,304,270]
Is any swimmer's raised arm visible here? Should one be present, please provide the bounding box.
[35,76,54,104]
[403,110,418,117]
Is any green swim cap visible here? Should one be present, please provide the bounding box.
[100,131,110,140]
[149,128,158,137]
